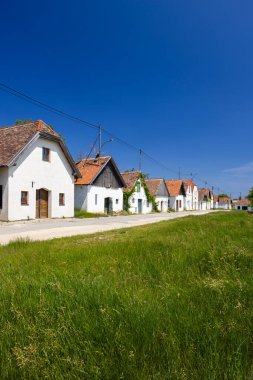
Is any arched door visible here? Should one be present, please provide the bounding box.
[36,189,49,218]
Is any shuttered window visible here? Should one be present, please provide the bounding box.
[0,185,2,209]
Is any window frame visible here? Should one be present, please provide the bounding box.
[95,194,98,205]
[42,147,50,162]
[59,193,65,206]
[21,191,29,206]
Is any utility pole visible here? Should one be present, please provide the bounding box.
[178,167,181,179]
[239,192,242,200]
[98,125,102,157]
[139,149,142,172]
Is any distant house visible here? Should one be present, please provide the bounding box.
[0,120,80,221]
[198,188,212,210]
[75,156,125,214]
[165,180,185,211]
[183,179,198,210]
[121,171,153,213]
[145,178,169,212]
[233,198,251,211]
[218,196,232,210]
[213,194,219,209]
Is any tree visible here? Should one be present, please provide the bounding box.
[15,119,33,125]
[219,193,229,198]
[247,187,253,206]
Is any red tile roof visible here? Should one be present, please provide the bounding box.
[198,188,211,202]
[145,178,163,197]
[76,156,111,185]
[233,198,251,206]
[219,196,231,204]
[165,180,183,196]
[0,120,61,166]
[121,171,141,192]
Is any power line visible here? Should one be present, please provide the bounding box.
[0,81,230,194]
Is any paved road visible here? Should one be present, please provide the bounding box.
[0,210,217,245]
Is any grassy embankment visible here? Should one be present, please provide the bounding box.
[0,212,253,379]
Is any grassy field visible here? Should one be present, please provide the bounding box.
[74,209,107,218]
[0,212,253,379]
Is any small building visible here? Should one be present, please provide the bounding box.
[121,171,153,214]
[75,156,125,214]
[233,198,252,211]
[213,194,219,209]
[0,120,80,221]
[198,188,212,210]
[183,179,199,210]
[165,180,186,211]
[145,178,169,212]
[218,196,232,210]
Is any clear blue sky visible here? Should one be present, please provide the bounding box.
[1,0,253,197]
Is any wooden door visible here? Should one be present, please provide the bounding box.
[138,199,142,213]
[36,189,48,218]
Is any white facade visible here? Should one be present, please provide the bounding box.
[156,196,168,212]
[168,195,184,211]
[75,185,123,213]
[184,185,193,210]
[0,137,75,221]
[192,185,198,210]
[127,178,153,214]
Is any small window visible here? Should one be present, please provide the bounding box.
[42,147,50,162]
[59,193,65,206]
[116,199,119,204]
[132,198,135,203]
[136,182,141,192]
[179,200,182,208]
[21,191,28,205]
[95,194,98,205]
[0,185,2,209]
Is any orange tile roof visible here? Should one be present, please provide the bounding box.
[233,198,251,206]
[0,120,61,166]
[121,171,141,192]
[219,196,231,204]
[183,179,196,191]
[145,178,163,197]
[76,156,111,185]
[165,180,183,196]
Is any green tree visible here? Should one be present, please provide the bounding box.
[219,193,229,198]
[247,187,253,206]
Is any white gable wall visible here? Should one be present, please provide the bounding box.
[192,185,198,210]
[0,167,9,221]
[7,137,75,221]
[168,195,184,211]
[127,179,152,214]
[75,185,123,213]
[184,185,193,210]
[156,196,168,212]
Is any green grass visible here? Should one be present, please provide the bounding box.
[0,212,253,379]
[74,209,107,218]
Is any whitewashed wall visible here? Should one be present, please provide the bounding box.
[75,185,123,213]
[0,167,9,221]
[184,185,193,210]
[127,179,152,214]
[156,196,168,212]
[168,195,184,211]
[6,137,75,221]
[192,186,198,210]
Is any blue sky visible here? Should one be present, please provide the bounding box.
[1,0,253,197]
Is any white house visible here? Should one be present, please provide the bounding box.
[145,178,169,212]
[0,120,80,221]
[75,156,125,214]
[233,198,252,211]
[198,188,212,210]
[218,196,232,210]
[165,180,185,211]
[121,171,153,214]
[182,179,199,210]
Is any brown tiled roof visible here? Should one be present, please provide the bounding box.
[233,198,251,206]
[219,196,231,204]
[121,171,141,192]
[165,180,184,196]
[213,194,219,202]
[145,178,163,197]
[198,188,211,202]
[75,156,111,185]
[0,120,61,166]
